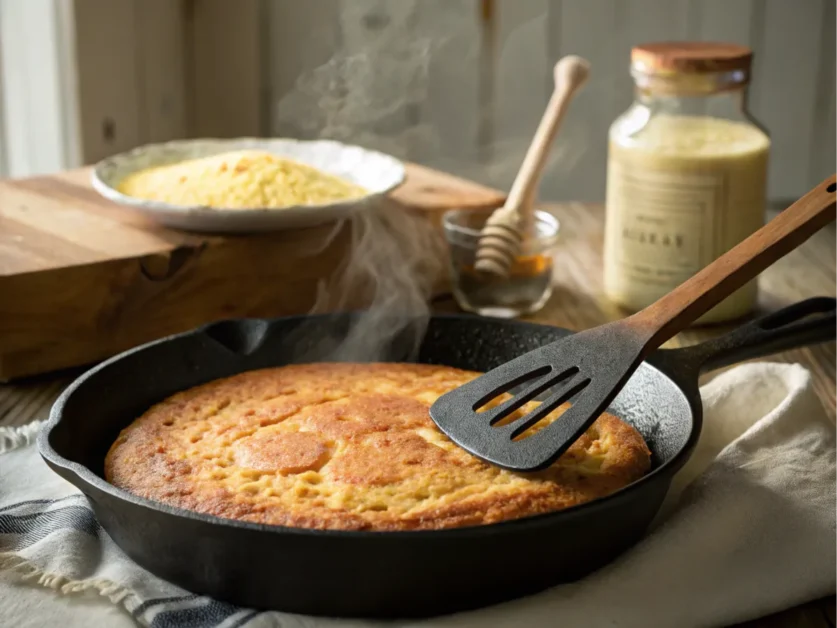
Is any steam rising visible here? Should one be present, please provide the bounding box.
[270,2,455,363]
[285,197,444,363]
[273,3,586,194]
[269,3,584,362]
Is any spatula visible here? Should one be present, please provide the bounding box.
[430,175,837,471]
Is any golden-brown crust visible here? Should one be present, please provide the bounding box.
[105,363,651,531]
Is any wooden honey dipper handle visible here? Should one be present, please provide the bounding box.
[504,55,590,218]
[475,56,590,276]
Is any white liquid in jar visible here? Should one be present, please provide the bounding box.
[604,115,770,324]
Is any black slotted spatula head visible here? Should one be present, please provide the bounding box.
[430,175,837,471]
[430,321,647,471]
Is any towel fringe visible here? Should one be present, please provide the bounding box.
[1,422,147,622]
[0,552,143,623]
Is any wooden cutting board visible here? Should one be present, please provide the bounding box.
[0,164,505,381]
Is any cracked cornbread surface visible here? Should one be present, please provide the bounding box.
[104,363,651,531]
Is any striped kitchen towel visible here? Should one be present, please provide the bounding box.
[0,421,270,628]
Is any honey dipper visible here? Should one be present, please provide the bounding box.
[474,55,590,277]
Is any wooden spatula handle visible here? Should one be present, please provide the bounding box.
[633,175,837,346]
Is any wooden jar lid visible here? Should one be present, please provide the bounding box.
[631,42,752,76]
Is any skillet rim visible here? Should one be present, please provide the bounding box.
[37,312,702,539]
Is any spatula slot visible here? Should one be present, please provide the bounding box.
[509,378,592,441]
[483,367,580,427]
[472,365,552,414]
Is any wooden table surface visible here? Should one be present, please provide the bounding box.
[1,203,834,626]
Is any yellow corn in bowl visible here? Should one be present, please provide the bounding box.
[117,150,368,210]
[92,138,405,233]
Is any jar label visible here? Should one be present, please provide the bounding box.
[603,118,769,323]
[607,160,727,287]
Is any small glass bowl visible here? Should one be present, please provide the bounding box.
[441,209,560,318]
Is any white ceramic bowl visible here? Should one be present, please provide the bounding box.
[91,137,406,233]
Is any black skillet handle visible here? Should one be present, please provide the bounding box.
[664,297,836,375]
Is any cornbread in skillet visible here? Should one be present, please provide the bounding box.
[116,150,367,209]
[105,363,651,531]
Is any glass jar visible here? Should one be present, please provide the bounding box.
[604,42,770,324]
[442,208,559,318]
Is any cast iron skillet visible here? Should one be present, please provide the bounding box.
[38,297,836,618]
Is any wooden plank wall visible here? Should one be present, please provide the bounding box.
[70,0,261,165]
[2,0,830,205]
[267,0,836,204]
